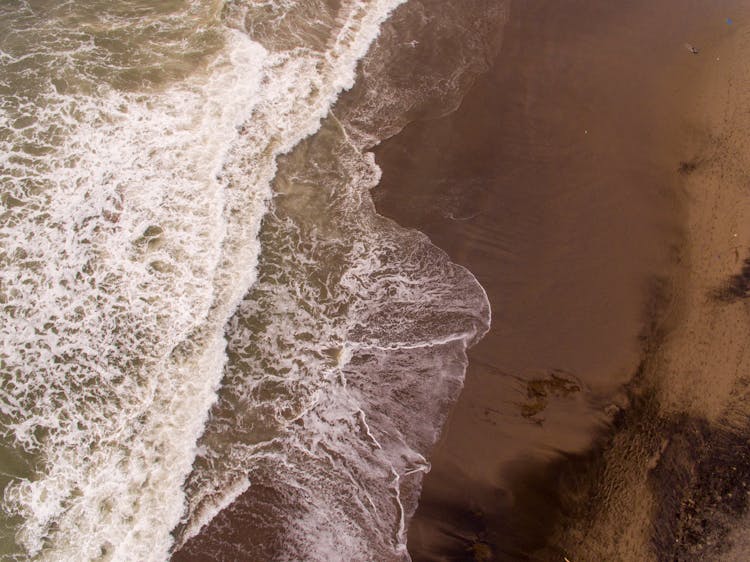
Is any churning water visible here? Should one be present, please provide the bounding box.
[0,1,497,560]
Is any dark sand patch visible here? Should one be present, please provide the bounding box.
[713,254,750,302]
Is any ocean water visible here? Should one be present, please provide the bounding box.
[0,1,503,560]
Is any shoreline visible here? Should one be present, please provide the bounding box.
[372,0,750,559]
[171,2,510,559]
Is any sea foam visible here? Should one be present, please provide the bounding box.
[169,2,509,558]
[0,0,406,559]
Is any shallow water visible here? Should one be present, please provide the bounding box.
[0,1,503,559]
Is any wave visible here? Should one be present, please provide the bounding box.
[174,121,491,561]
[0,0,406,559]
[174,1,507,559]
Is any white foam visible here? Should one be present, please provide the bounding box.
[175,102,491,561]
[168,1,511,558]
[0,0,409,558]
[2,29,270,560]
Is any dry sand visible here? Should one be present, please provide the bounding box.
[373,0,750,560]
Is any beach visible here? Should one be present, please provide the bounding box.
[548,10,750,560]
[3,0,750,559]
[373,0,750,559]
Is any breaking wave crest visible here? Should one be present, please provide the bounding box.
[0,0,406,559]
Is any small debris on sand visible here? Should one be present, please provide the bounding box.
[684,43,700,54]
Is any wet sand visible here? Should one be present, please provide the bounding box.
[373,0,750,559]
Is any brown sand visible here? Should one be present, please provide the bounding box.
[548,13,750,562]
[373,0,750,559]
